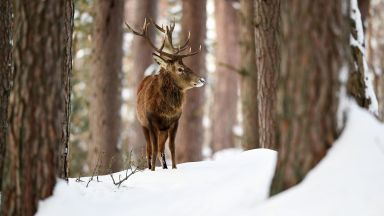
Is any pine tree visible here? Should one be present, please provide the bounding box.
[254,0,280,149]
[88,0,124,173]
[0,0,12,190]
[1,1,73,214]
[239,0,259,150]
[176,0,207,162]
[211,0,240,152]
[270,0,350,195]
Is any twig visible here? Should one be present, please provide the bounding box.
[217,62,242,74]
[110,167,139,188]
[75,175,84,182]
[109,149,142,188]
[86,152,103,188]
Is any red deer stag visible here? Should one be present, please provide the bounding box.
[126,19,206,171]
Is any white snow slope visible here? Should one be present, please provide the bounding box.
[37,104,384,216]
[247,104,384,216]
[37,149,277,216]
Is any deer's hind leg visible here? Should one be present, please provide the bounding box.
[142,126,152,170]
[158,131,169,169]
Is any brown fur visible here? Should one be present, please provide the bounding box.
[137,62,204,170]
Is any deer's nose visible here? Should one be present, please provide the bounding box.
[199,78,206,85]
[193,78,206,88]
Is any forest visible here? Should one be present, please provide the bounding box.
[0,0,384,215]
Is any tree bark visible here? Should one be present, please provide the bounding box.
[0,0,12,190]
[176,0,207,162]
[358,0,370,25]
[211,0,240,152]
[254,0,280,149]
[1,1,71,215]
[59,0,74,180]
[270,0,349,195]
[348,0,377,114]
[240,0,259,150]
[367,0,384,120]
[130,0,158,159]
[88,0,124,174]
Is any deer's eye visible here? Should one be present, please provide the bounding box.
[177,68,184,73]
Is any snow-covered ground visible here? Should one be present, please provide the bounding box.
[37,104,384,216]
[246,104,384,216]
[37,149,277,216]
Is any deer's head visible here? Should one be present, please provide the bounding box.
[126,18,206,90]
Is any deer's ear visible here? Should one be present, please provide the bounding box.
[152,54,168,68]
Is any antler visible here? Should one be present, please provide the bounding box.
[126,18,201,60]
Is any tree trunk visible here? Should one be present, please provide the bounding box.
[239,0,259,150]
[270,0,349,195]
[254,0,280,149]
[358,0,370,25]
[211,0,240,153]
[367,0,384,120]
[88,0,124,174]
[0,0,12,190]
[130,0,158,159]
[348,0,378,115]
[1,1,71,215]
[176,0,207,162]
[58,0,74,180]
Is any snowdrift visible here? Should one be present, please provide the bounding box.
[247,104,384,216]
[37,105,384,216]
[37,149,277,216]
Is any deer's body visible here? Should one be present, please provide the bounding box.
[128,19,205,170]
[137,71,184,129]
[137,70,185,170]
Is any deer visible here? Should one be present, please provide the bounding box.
[126,18,206,171]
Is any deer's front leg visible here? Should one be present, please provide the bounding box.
[168,120,179,169]
[158,131,168,169]
[148,122,158,171]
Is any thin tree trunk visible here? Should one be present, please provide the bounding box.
[270,0,349,195]
[0,0,12,190]
[367,0,384,120]
[358,0,370,25]
[58,0,74,180]
[211,0,240,152]
[88,0,124,174]
[130,0,158,159]
[348,0,378,114]
[254,0,280,149]
[1,1,70,214]
[176,0,207,162]
[240,0,259,150]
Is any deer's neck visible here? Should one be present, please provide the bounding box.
[160,73,184,109]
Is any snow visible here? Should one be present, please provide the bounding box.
[37,104,384,216]
[350,0,364,45]
[245,104,384,216]
[37,149,277,216]
[337,64,350,130]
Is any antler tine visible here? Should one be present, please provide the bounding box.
[170,18,176,32]
[159,36,166,53]
[175,31,191,54]
[176,44,202,58]
[148,17,166,33]
[165,26,176,51]
[127,18,201,60]
[125,22,144,37]
[126,19,177,59]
